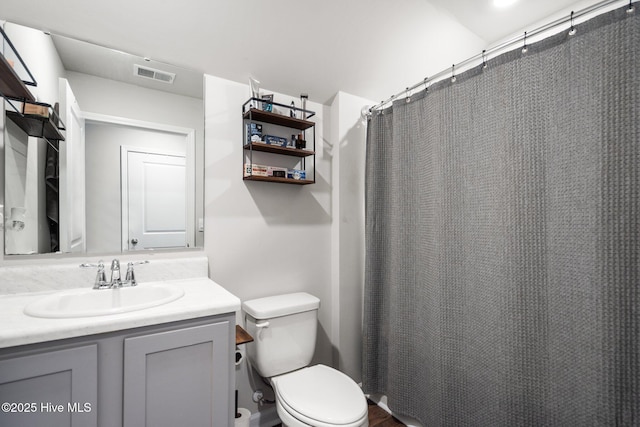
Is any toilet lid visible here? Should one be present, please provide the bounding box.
[273,365,367,425]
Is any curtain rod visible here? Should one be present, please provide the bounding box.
[370,0,636,113]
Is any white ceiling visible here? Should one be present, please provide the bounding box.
[429,0,592,43]
[0,0,600,104]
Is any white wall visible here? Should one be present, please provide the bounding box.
[84,122,187,253]
[203,74,373,419]
[65,71,203,130]
[329,92,372,384]
[204,74,334,415]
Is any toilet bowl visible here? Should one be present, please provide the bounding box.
[242,293,369,427]
[272,365,368,427]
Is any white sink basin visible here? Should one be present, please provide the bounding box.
[24,283,185,318]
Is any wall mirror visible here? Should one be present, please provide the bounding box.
[1,21,205,257]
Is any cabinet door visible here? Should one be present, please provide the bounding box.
[0,344,98,427]
[123,321,232,427]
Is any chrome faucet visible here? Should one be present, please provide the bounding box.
[81,259,149,289]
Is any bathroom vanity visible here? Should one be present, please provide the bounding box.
[0,277,240,427]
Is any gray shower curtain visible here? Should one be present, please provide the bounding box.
[363,6,638,426]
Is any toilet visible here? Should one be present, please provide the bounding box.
[243,293,369,427]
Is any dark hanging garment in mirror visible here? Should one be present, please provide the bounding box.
[45,103,60,252]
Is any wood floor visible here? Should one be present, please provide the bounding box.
[273,399,406,426]
[367,399,406,427]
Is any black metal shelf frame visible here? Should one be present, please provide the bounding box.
[0,25,66,150]
[242,97,316,185]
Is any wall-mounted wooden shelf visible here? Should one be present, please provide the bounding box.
[6,110,65,141]
[242,98,316,185]
[243,142,314,158]
[1,28,65,144]
[235,325,254,345]
[242,108,315,131]
[0,55,35,102]
[243,175,314,185]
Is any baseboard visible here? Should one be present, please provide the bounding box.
[249,405,280,427]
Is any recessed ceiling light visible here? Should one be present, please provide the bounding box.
[493,0,518,8]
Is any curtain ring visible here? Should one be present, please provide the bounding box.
[451,64,457,83]
[628,0,635,13]
[568,11,577,35]
[405,87,411,103]
[482,50,488,69]
[522,31,528,53]
[424,77,429,93]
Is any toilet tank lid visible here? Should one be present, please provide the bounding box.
[242,292,320,319]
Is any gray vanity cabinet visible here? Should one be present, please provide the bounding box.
[123,322,232,427]
[0,344,98,427]
[0,313,235,427]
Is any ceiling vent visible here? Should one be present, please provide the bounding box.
[134,64,175,84]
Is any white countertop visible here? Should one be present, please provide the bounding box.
[0,277,241,349]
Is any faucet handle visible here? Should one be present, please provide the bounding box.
[124,260,149,287]
[80,260,103,268]
[125,262,136,286]
[80,260,109,289]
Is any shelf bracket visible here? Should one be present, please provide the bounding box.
[0,91,24,115]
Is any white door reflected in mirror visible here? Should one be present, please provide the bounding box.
[124,150,187,251]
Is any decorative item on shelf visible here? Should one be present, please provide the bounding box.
[244,163,268,177]
[290,101,296,118]
[287,169,306,180]
[261,94,273,112]
[267,166,287,178]
[246,122,263,144]
[244,164,290,179]
[264,135,288,147]
[23,102,49,117]
[295,133,306,149]
[249,77,261,109]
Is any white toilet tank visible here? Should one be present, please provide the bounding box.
[243,293,320,378]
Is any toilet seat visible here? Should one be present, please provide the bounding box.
[271,364,368,427]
